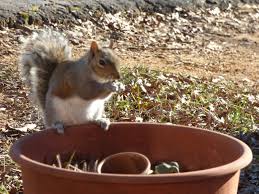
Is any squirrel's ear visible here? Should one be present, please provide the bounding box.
[109,40,114,49]
[90,41,99,55]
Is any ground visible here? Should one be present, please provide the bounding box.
[0,3,259,194]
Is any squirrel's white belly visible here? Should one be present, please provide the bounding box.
[49,96,105,125]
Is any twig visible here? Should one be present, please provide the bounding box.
[56,154,62,168]
[82,161,88,171]
[65,151,76,169]
[94,159,99,172]
[68,164,83,172]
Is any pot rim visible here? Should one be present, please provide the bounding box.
[9,122,253,184]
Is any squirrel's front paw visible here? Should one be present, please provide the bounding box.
[96,118,110,131]
[104,82,118,92]
[115,81,125,92]
[105,82,125,92]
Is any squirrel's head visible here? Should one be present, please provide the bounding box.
[88,41,120,83]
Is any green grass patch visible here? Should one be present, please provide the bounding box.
[19,11,29,25]
[107,66,258,134]
[0,184,9,194]
[30,5,39,13]
[69,6,82,12]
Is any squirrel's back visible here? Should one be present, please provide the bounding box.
[19,29,72,110]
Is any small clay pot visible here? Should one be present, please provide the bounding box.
[97,152,151,174]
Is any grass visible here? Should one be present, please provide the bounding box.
[19,12,29,25]
[69,6,82,12]
[108,66,258,134]
[0,184,9,194]
[18,5,39,25]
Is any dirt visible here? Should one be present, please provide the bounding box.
[120,36,259,82]
[74,33,259,83]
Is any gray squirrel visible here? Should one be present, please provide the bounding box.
[19,29,122,133]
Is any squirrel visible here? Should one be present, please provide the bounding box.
[19,29,122,133]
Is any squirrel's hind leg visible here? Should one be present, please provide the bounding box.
[52,121,65,134]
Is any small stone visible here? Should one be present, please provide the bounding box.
[154,162,180,174]
[169,161,180,169]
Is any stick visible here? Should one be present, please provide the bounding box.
[82,161,88,171]
[68,164,83,172]
[56,154,62,168]
[65,151,76,169]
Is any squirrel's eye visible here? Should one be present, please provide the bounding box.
[99,59,106,66]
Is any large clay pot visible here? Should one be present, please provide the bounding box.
[9,123,252,194]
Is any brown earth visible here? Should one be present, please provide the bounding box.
[73,32,259,82]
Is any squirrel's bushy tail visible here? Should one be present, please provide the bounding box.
[19,29,71,110]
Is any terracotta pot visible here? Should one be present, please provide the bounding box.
[10,123,252,194]
[97,152,151,174]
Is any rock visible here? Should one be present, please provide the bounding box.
[154,162,180,174]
